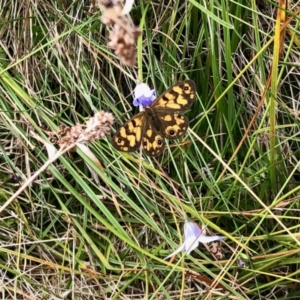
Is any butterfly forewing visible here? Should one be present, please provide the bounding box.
[150,80,196,111]
[112,112,145,152]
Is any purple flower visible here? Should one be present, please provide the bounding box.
[164,221,225,260]
[133,83,156,110]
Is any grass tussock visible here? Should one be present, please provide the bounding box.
[1,0,300,299]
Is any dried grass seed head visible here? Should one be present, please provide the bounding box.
[100,0,140,66]
[58,111,114,147]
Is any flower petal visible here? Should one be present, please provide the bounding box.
[196,235,225,244]
[164,243,185,260]
[133,83,156,107]
[132,98,140,106]
[134,83,151,98]
[184,236,200,254]
[184,221,203,239]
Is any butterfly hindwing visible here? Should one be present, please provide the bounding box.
[156,111,189,140]
[142,116,165,156]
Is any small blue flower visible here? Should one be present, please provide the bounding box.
[164,221,225,260]
[133,83,156,110]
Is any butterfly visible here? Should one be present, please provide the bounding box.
[112,80,196,156]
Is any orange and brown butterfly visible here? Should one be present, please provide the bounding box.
[112,80,196,156]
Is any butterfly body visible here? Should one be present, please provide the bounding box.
[112,80,196,156]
